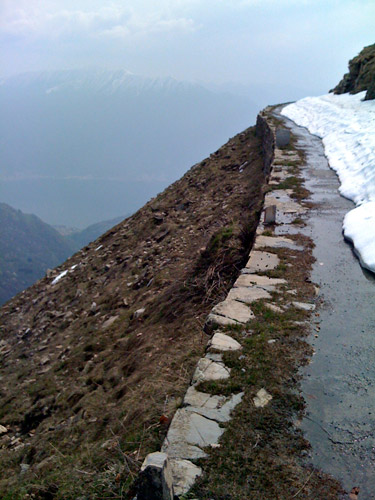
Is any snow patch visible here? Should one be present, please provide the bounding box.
[51,270,68,285]
[282,92,375,272]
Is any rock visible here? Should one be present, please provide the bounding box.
[227,286,271,303]
[134,308,145,318]
[185,389,244,423]
[20,463,30,474]
[138,452,174,500]
[211,299,253,324]
[192,357,230,384]
[161,440,207,460]
[235,274,286,290]
[0,425,8,435]
[292,301,316,311]
[264,303,284,314]
[204,313,238,333]
[40,355,50,365]
[162,409,224,458]
[184,386,225,409]
[244,251,279,273]
[254,235,303,251]
[170,459,202,497]
[253,388,273,408]
[208,332,242,351]
[102,315,119,329]
[205,352,223,362]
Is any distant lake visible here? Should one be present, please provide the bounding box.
[1,177,168,228]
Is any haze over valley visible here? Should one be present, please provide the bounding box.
[0,69,258,228]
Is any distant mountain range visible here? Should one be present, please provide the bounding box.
[0,202,126,305]
[0,69,257,227]
[59,215,127,249]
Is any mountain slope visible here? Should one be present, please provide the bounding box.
[67,215,128,249]
[0,203,76,305]
[333,43,375,100]
[0,70,257,227]
[0,128,265,498]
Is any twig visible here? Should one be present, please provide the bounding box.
[74,468,95,475]
[49,442,65,458]
[291,470,314,498]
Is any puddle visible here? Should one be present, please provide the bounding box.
[276,109,375,498]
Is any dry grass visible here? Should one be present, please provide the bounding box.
[0,127,265,498]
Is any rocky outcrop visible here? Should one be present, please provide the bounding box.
[332,43,375,101]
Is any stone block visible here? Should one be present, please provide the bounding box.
[253,388,273,408]
[235,274,286,290]
[227,286,271,303]
[264,205,276,224]
[208,332,242,351]
[138,452,174,500]
[254,235,303,251]
[292,301,316,311]
[185,390,244,423]
[211,299,254,324]
[170,459,202,497]
[192,357,230,384]
[244,251,279,273]
[275,128,291,148]
[162,409,224,458]
[204,313,238,334]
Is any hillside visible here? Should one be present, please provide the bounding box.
[0,128,265,498]
[333,43,375,100]
[0,203,76,306]
[67,215,127,249]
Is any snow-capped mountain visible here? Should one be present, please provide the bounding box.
[0,69,257,227]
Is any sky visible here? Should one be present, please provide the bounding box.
[1,0,374,95]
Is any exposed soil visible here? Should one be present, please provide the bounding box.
[0,127,265,498]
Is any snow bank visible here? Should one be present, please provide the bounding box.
[281,92,375,272]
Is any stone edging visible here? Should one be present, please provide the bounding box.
[136,108,314,499]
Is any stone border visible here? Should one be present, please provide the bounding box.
[137,109,314,499]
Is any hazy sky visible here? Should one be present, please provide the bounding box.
[1,0,374,94]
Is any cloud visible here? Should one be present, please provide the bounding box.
[0,2,197,41]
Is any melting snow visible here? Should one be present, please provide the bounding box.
[282,92,375,272]
[51,270,68,285]
[51,264,78,285]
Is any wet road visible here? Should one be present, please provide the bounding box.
[276,109,375,498]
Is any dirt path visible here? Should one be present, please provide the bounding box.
[277,108,375,498]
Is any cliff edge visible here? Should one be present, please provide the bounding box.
[332,43,375,100]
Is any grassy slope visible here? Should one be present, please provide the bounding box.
[0,127,265,499]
